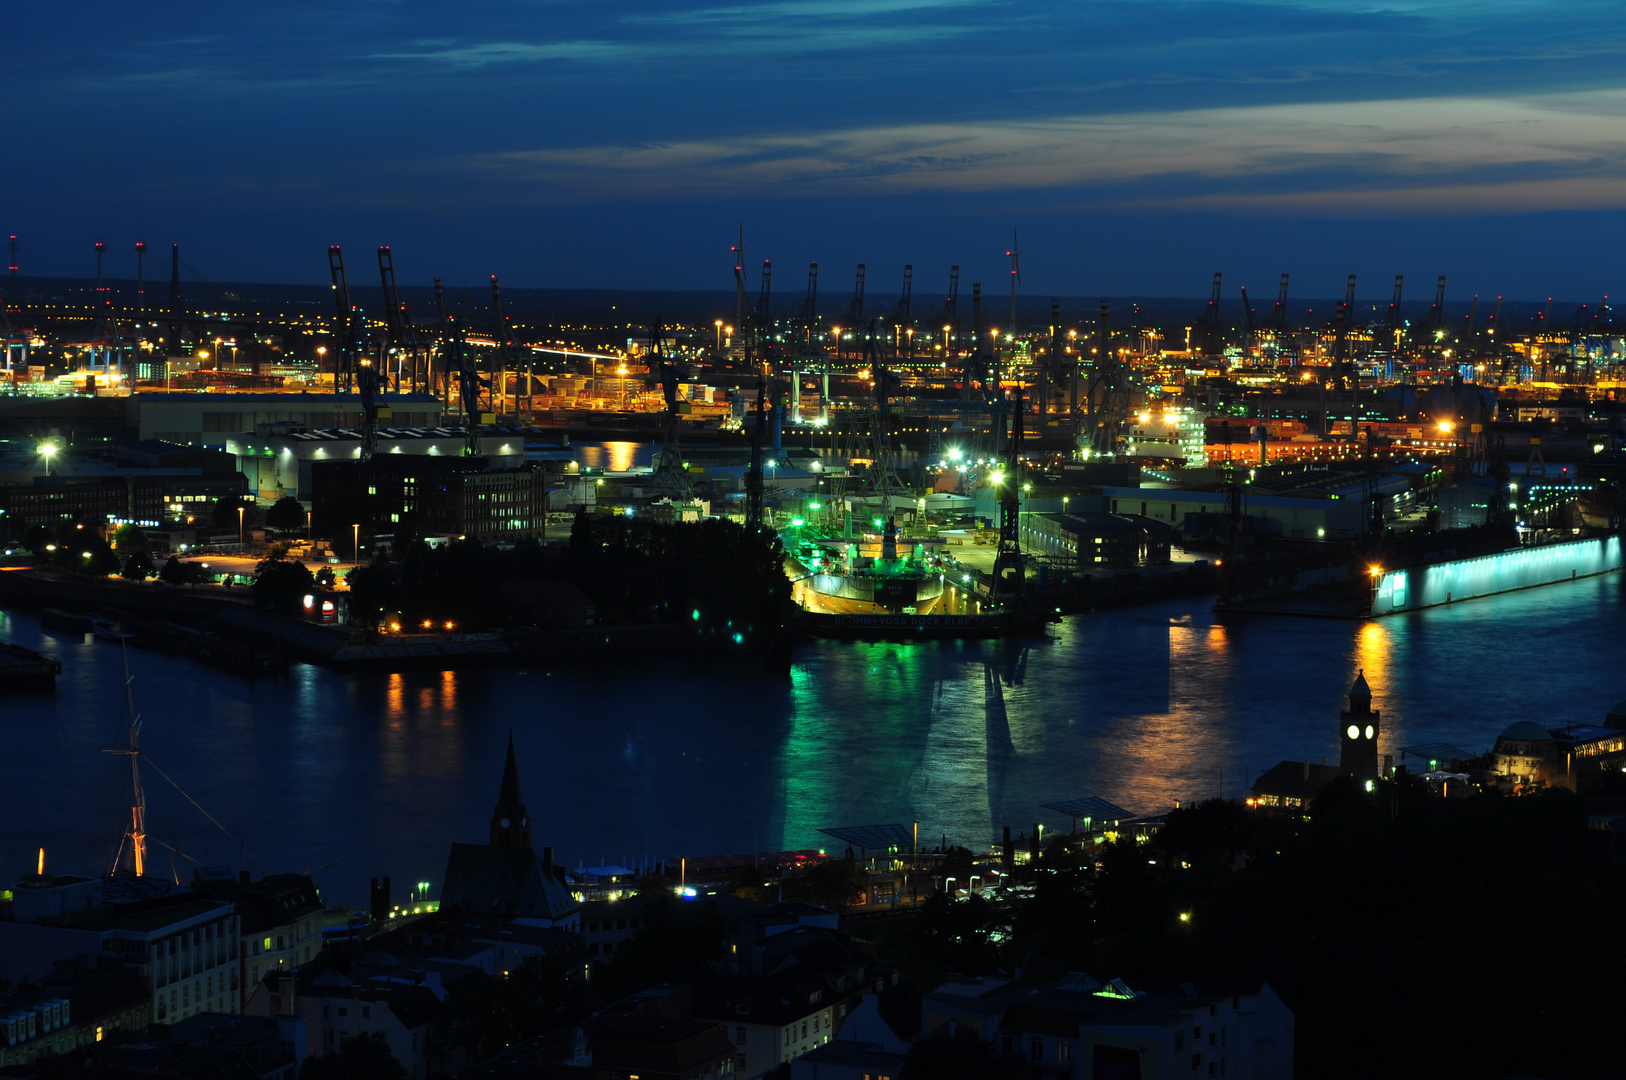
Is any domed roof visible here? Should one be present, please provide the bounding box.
[1497,720,1553,743]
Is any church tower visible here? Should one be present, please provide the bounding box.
[490,732,533,848]
[1339,670,1380,783]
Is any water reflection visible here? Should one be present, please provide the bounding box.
[3,573,1625,906]
[576,441,650,473]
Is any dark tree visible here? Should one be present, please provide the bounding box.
[900,1025,1019,1080]
[298,1031,407,1080]
[112,523,149,552]
[251,551,315,612]
[782,859,868,909]
[598,894,728,1003]
[265,496,307,533]
[437,951,591,1062]
[121,551,157,581]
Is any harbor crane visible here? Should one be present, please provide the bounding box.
[491,275,520,419]
[1268,273,1290,331]
[649,323,693,496]
[378,247,420,393]
[839,264,865,362]
[991,378,1027,605]
[893,265,914,361]
[795,262,819,353]
[326,246,383,458]
[1329,273,1357,391]
[1428,275,1447,330]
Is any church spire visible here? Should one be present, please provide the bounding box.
[490,730,532,848]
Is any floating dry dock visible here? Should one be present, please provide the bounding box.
[1370,536,1621,615]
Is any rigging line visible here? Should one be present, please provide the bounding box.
[147,837,204,865]
[138,753,255,863]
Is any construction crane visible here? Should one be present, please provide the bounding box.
[893,265,914,361]
[1239,286,1255,332]
[433,277,450,403]
[796,262,819,353]
[840,264,865,362]
[327,247,384,457]
[1268,273,1290,331]
[1042,296,1066,426]
[753,259,773,362]
[1330,274,1357,391]
[964,281,989,404]
[328,246,358,394]
[166,245,184,361]
[732,226,749,355]
[744,372,767,532]
[1464,294,1480,344]
[1385,275,1404,331]
[1428,275,1447,330]
[1006,229,1021,337]
[1087,299,1128,458]
[937,266,960,353]
[1203,272,1223,327]
[490,275,517,419]
[991,377,1026,604]
[378,247,418,394]
[135,242,147,311]
[649,323,692,495]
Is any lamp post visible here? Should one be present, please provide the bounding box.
[39,443,54,477]
[237,505,245,551]
[714,320,723,352]
[352,523,361,565]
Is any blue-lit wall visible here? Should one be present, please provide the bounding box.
[1371,537,1622,615]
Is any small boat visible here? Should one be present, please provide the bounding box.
[91,618,134,643]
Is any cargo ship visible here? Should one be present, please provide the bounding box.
[790,518,946,615]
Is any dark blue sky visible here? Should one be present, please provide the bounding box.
[13,0,1626,300]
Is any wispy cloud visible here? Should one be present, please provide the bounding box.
[468,90,1626,212]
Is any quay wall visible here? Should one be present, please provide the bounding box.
[1371,536,1621,615]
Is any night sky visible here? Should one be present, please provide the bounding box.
[14,0,1626,299]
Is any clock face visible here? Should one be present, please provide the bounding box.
[1364,725,1375,740]
[500,818,511,828]
[1347,725,1360,740]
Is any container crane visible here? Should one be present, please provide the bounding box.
[795,262,819,353]
[1427,275,1447,330]
[893,265,914,361]
[490,275,517,419]
[378,247,419,393]
[1268,273,1290,331]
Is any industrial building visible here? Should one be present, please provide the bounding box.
[308,453,550,544]
[226,423,525,502]
[1020,512,1173,569]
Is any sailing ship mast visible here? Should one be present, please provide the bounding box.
[106,645,147,876]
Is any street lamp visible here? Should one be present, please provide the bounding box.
[714,320,723,351]
[353,523,360,564]
[237,505,245,551]
[39,443,55,476]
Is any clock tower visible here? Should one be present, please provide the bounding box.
[1339,670,1380,783]
[490,731,533,848]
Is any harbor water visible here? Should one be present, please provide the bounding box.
[3,571,1623,908]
